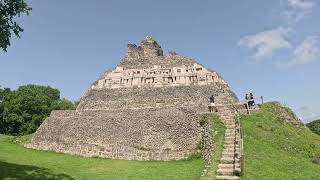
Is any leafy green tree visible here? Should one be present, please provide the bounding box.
[0,87,12,134]
[0,85,77,135]
[307,119,320,136]
[0,0,31,52]
[51,98,77,111]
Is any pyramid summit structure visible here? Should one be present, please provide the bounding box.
[27,37,241,162]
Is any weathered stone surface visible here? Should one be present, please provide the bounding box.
[27,36,240,161]
[27,108,201,160]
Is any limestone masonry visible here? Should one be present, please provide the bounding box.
[27,37,240,162]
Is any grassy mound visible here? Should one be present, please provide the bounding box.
[0,134,204,180]
[240,102,320,180]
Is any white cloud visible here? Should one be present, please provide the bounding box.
[282,0,316,24]
[288,36,320,65]
[287,0,315,10]
[294,106,320,123]
[238,27,292,61]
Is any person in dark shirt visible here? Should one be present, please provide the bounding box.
[249,91,255,106]
[209,95,216,112]
[245,93,251,109]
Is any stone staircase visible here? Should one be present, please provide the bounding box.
[216,105,242,180]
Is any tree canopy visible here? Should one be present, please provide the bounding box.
[0,0,31,52]
[0,85,77,135]
[307,119,320,136]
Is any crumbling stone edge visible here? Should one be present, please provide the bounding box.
[199,113,215,178]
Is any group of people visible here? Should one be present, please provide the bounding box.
[207,90,256,112]
[245,91,255,109]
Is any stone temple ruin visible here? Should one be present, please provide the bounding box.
[28,36,245,179]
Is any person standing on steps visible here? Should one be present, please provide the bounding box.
[249,90,255,107]
[209,95,216,112]
[245,93,250,109]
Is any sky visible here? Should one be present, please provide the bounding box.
[0,0,319,122]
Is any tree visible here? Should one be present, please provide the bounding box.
[0,85,77,135]
[51,98,77,111]
[0,87,11,134]
[0,0,31,52]
[307,119,320,136]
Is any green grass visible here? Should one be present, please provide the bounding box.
[2,102,320,180]
[201,115,225,180]
[0,135,204,180]
[240,103,320,180]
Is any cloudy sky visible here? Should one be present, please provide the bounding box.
[0,0,319,122]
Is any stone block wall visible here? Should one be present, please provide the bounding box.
[27,107,202,161]
[78,83,238,111]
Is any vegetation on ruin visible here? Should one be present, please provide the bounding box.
[0,0,31,52]
[201,115,225,180]
[240,102,320,179]
[0,134,204,180]
[307,119,320,136]
[0,85,78,136]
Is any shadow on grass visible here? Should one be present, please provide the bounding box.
[0,161,75,180]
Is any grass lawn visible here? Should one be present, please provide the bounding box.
[0,135,204,180]
[240,103,320,180]
[2,103,319,180]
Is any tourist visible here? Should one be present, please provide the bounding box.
[209,95,216,112]
[245,93,250,109]
[249,91,255,107]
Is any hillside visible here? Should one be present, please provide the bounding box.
[240,103,320,179]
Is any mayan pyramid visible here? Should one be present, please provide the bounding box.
[27,37,240,161]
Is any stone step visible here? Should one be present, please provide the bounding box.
[218,163,240,169]
[224,123,236,126]
[223,148,240,153]
[222,151,235,156]
[220,157,234,164]
[225,133,236,137]
[235,167,241,174]
[225,126,236,129]
[223,149,235,154]
[224,140,236,145]
[225,135,240,139]
[225,132,235,135]
[224,145,240,149]
[225,134,236,137]
[224,139,236,143]
[225,131,236,134]
[222,153,235,158]
[225,139,240,144]
[217,168,234,176]
[225,137,236,141]
[216,175,240,180]
[221,157,239,164]
[224,123,235,126]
